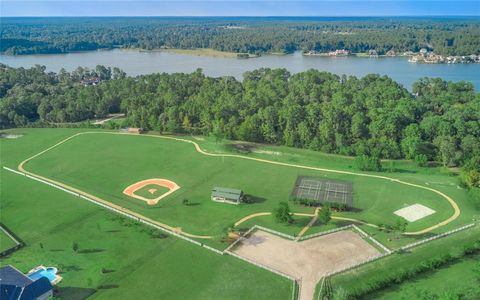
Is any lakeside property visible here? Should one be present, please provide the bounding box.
[303,48,480,64]
[2,49,479,90]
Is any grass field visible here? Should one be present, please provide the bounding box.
[1,128,478,299]
[0,228,18,253]
[368,254,480,299]
[328,225,480,298]
[20,132,460,241]
[0,130,292,299]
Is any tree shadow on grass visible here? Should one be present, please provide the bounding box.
[59,265,83,272]
[54,286,96,300]
[97,284,119,290]
[243,195,266,204]
[77,248,105,254]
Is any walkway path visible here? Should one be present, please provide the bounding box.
[295,208,320,241]
[18,131,461,236]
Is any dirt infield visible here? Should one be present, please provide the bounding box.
[232,229,381,300]
[123,178,180,205]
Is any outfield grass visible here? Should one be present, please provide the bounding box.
[21,132,458,241]
[367,254,480,299]
[0,166,292,299]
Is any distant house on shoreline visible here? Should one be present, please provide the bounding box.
[386,49,396,56]
[328,49,350,56]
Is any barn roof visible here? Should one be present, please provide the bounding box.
[212,187,243,201]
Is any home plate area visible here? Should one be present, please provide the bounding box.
[394,203,436,222]
[231,229,381,300]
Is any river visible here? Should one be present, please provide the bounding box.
[1,49,479,90]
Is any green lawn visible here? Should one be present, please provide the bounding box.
[21,131,458,241]
[368,254,480,300]
[1,128,478,299]
[0,169,292,299]
[329,225,480,298]
[0,228,18,253]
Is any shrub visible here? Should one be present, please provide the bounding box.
[414,154,428,167]
[354,154,382,172]
[274,202,294,224]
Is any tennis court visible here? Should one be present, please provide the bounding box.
[291,176,353,207]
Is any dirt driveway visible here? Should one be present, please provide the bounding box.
[232,230,380,300]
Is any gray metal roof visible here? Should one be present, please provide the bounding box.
[212,187,242,195]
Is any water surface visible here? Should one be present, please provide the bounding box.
[2,50,479,90]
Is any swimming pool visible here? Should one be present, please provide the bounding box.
[27,267,58,283]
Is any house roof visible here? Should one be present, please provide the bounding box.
[0,265,33,287]
[0,265,53,300]
[213,187,242,195]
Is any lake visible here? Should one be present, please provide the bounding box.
[1,49,479,90]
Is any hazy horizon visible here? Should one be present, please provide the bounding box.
[2,1,479,17]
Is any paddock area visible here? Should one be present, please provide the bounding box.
[231,229,380,300]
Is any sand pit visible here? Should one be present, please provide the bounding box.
[123,178,180,205]
[231,229,381,300]
[394,203,436,222]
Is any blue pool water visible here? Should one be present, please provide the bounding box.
[28,267,57,282]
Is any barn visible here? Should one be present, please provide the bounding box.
[211,187,244,205]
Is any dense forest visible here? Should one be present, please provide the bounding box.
[1,17,480,56]
[1,63,479,173]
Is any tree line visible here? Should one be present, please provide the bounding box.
[1,64,479,176]
[1,17,480,56]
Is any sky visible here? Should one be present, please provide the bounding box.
[1,0,479,17]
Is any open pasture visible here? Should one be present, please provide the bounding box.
[22,132,456,239]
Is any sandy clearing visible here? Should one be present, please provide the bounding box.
[394,203,436,222]
[232,230,381,300]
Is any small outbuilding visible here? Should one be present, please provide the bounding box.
[127,127,144,134]
[0,265,53,300]
[211,187,244,205]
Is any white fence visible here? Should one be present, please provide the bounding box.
[3,167,221,254]
[351,225,392,254]
[255,225,296,240]
[325,222,478,278]
[223,225,257,253]
[299,224,354,241]
[401,223,476,251]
